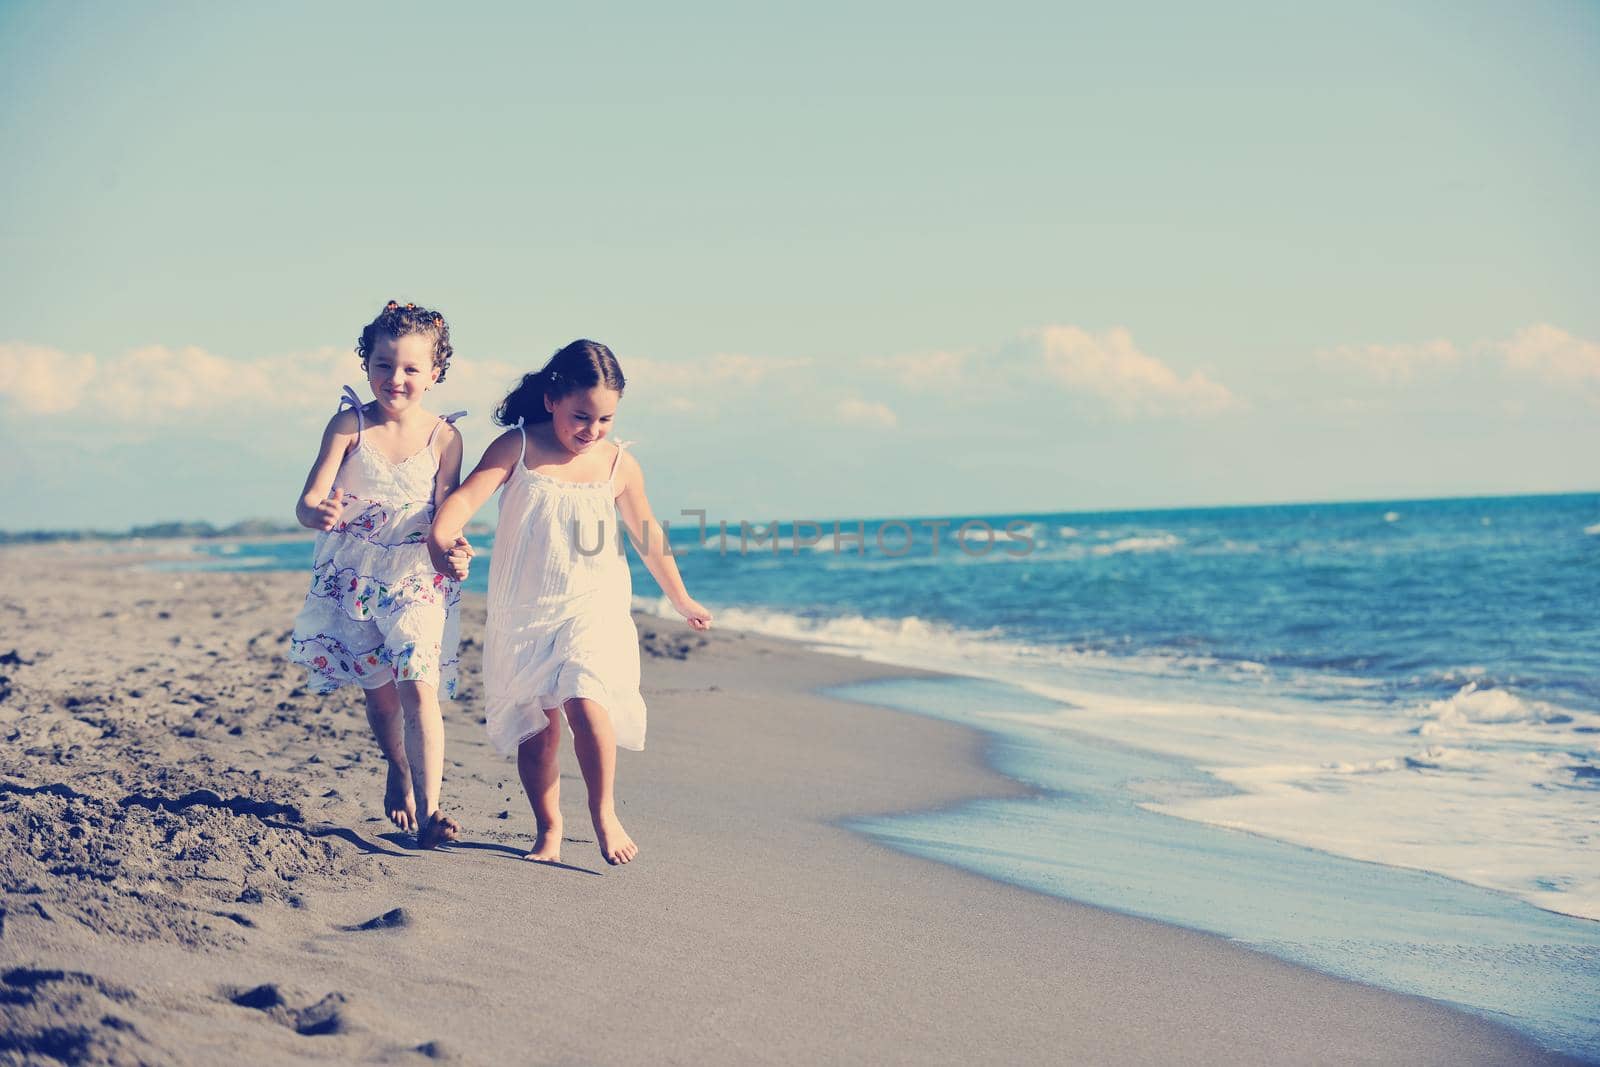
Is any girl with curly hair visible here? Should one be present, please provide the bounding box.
[288,300,473,849]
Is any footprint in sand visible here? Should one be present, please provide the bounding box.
[292,992,351,1036]
[1,968,147,1062]
[230,983,285,1011]
[414,1039,457,1060]
[346,907,409,931]
[228,983,354,1037]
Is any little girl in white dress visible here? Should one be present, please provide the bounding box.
[480,419,646,754]
[290,301,470,849]
[428,339,711,866]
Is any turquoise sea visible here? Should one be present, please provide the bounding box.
[171,492,1600,1059]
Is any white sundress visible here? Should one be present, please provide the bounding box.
[483,420,646,755]
[289,386,465,697]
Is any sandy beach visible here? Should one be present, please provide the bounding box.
[0,546,1576,1065]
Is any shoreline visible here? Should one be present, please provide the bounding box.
[827,674,1600,1058]
[0,550,1581,1064]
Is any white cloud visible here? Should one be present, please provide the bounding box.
[1027,325,1237,416]
[0,342,341,420]
[617,352,811,415]
[0,341,514,432]
[1498,324,1600,385]
[435,356,525,427]
[1318,339,1460,384]
[835,396,898,429]
[628,352,810,390]
[862,327,1236,417]
[1316,326,1600,397]
[0,342,97,414]
[0,340,816,453]
[866,349,968,390]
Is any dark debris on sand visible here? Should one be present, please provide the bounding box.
[0,767,347,949]
[638,628,710,661]
[350,906,410,931]
[0,562,393,1061]
[0,966,156,1066]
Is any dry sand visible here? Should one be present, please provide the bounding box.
[0,547,1576,1065]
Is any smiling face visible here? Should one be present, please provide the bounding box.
[365,334,440,415]
[544,385,621,456]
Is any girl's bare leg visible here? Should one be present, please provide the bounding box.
[398,679,457,848]
[361,681,415,833]
[517,709,563,863]
[563,697,638,865]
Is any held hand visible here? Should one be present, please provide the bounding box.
[311,494,345,532]
[673,597,713,631]
[427,534,462,579]
[445,537,474,581]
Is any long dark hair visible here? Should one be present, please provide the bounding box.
[495,339,626,426]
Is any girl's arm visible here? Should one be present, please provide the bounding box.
[426,429,521,576]
[430,423,465,506]
[614,450,712,631]
[294,411,359,530]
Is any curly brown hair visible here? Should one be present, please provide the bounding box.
[356,300,454,382]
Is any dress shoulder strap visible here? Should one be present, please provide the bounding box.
[427,409,468,448]
[338,385,365,445]
[607,439,631,484]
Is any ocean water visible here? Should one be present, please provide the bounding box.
[171,492,1600,1057]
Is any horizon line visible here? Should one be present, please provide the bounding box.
[3,486,1597,541]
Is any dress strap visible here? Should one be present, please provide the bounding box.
[338,385,365,444]
[607,440,630,484]
[427,409,468,448]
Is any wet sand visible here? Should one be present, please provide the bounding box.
[0,546,1575,1064]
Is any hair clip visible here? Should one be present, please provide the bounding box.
[406,303,416,310]
[385,300,399,311]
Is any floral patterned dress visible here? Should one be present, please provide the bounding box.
[289,387,465,697]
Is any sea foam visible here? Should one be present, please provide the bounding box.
[642,594,1600,922]
[1090,533,1182,556]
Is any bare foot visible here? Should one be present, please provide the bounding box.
[384,760,417,833]
[592,808,638,866]
[522,823,563,864]
[417,810,460,850]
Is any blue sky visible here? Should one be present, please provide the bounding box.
[2,1,1596,530]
